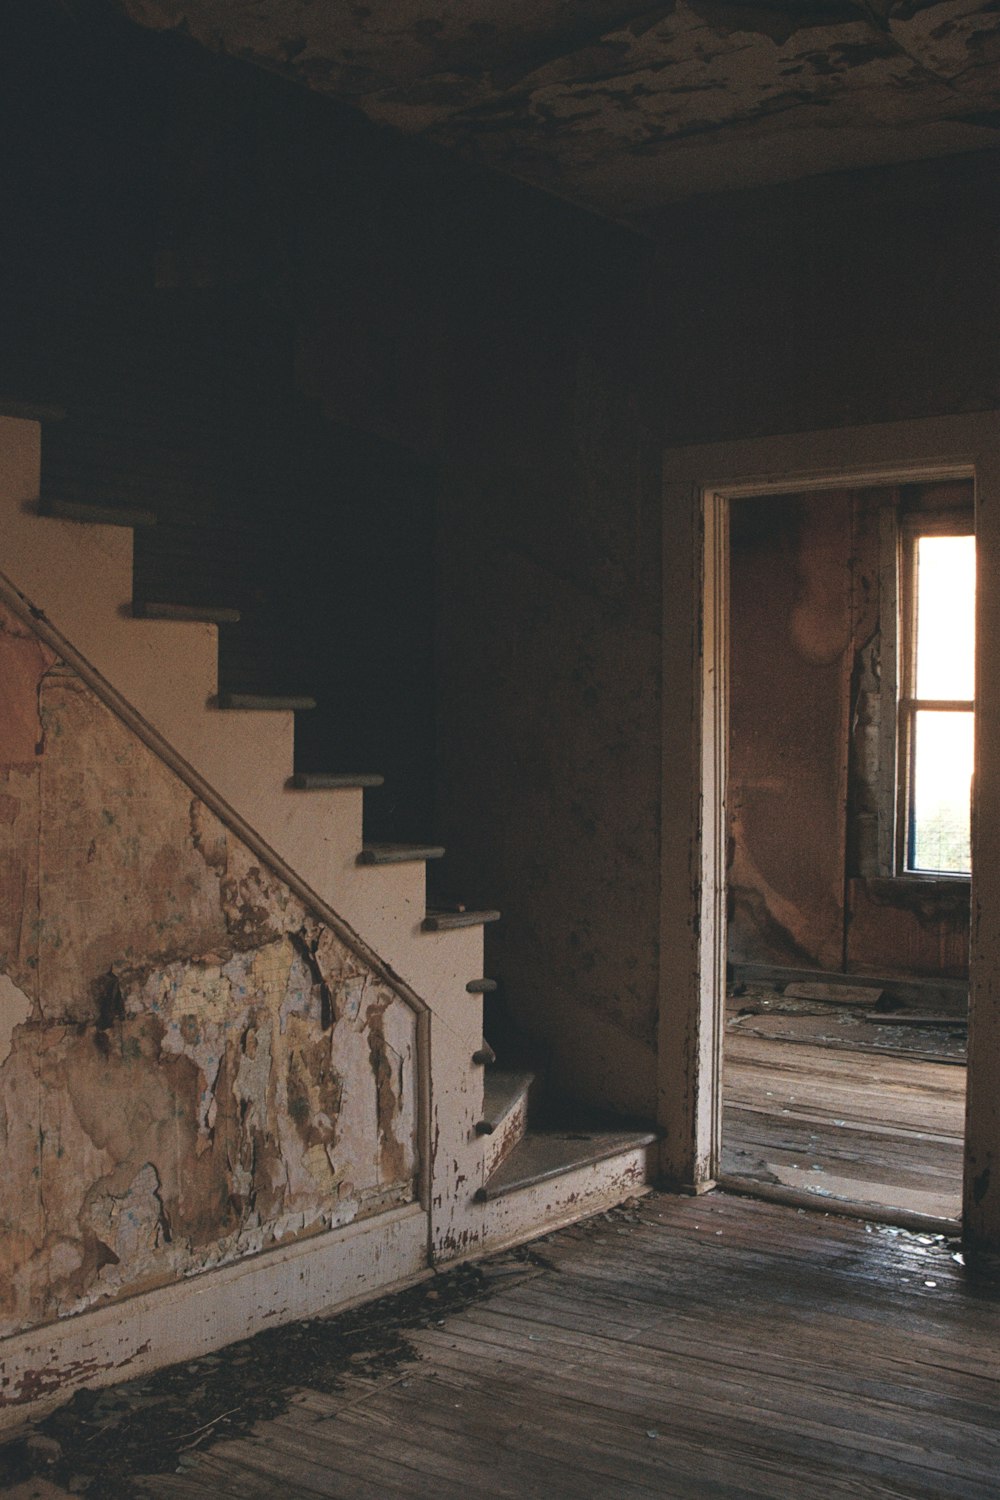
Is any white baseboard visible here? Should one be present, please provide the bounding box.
[0,1205,429,1435]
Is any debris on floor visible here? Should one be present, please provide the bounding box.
[727,982,967,1064]
[0,1249,547,1500]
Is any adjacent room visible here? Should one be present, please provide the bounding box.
[722,481,973,1224]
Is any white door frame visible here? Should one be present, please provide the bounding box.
[658,411,1000,1251]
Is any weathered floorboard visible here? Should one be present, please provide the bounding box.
[120,1192,999,1499]
[723,1032,966,1220]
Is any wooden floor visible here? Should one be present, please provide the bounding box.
[723,1022,967,1225]
[35,1193,982,1498]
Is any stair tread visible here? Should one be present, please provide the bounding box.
[291,772,384,790]
[0,398,67,423]
[359,843,445,865]
[40,496,158,528]
[481,1070,534,1129]
[134,601,241,624]
[218,692,316,711]
[423,908,501,932]
[477,1123,657,1202]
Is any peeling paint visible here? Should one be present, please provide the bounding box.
[0,973,31,1066]
[116,0,1000,215]
[0,629,419,1340]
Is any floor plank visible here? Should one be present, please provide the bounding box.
[116,1192,1000,1500]
[723,1029,966,1221]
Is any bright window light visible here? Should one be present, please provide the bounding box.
[904,533,975,875]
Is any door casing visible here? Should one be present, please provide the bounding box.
[657,411,1000,1250]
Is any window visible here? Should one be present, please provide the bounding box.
[896,519,975,876]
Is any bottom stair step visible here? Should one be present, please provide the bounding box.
[476,1124,658,1202]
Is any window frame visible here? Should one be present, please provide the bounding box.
[893,511,975,880]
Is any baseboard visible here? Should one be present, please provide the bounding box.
[732,962,968,1015]
[0,1204,429,1435]
[715,1173,960,1237]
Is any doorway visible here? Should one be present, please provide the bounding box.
[721,481,970,1226]
[657,411,1000,1253]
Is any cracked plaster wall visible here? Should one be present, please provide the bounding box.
[113,0,1000,214]
[0,603,417,1340]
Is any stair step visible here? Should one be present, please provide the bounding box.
[217,693,317,712]
[466,978,498,994]
[290,772,385,790]
[134,600,241,625]
[423,908,501,932]
[358,843,445,866]
[475,1125,658,1203]
[40,497,158,528]
[0,397,67,423]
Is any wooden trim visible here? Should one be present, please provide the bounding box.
[657,471,709,1188]
[877,505,900,875]
[716,1174,959,1237]
[0,1204,429,1435]
[899,699,975,712]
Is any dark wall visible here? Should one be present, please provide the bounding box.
[3,0,999,1118]
[650,154,1000,445]
[1,3,443,839]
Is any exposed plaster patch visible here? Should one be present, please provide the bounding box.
[0,972,32,1065]
[0,603,56,765]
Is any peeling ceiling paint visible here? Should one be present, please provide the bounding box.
[115,0,1000,220]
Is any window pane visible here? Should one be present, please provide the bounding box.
[915,534,975,700]
[910,710,973,874]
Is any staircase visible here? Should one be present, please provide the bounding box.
[0,393,657,1266]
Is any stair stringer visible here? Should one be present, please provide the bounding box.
[0,414,495,1261]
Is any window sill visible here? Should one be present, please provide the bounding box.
[853,875,970,912]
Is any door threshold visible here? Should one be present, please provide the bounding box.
[715,1172,960,1238]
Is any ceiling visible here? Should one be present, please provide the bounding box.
[117,0,1000,224]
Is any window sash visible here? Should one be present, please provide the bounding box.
[897,702,973,875]
[895,517,975,877]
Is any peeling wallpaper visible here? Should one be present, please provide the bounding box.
[0,603,418,1338]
